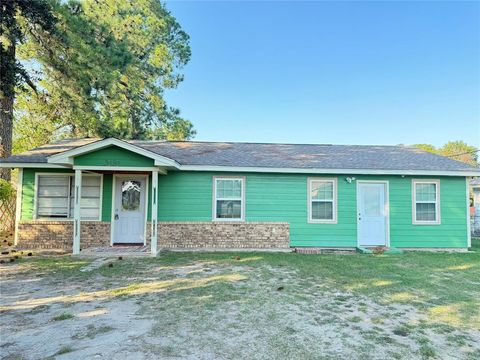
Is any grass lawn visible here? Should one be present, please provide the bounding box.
[1,239,479,359]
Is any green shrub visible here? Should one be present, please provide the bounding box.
[0,179,15,201]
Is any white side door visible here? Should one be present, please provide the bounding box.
[358,182,388,246]
[113,177,146,244]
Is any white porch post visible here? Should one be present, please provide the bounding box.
[467,177,471,248]
[73,170,82,255]
[151,169,159,255]
[14,169,23,246]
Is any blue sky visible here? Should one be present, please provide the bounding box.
[164,1,480,147]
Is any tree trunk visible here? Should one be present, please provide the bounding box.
[0,42,15,182]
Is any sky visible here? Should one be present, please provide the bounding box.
[164,1,480,147]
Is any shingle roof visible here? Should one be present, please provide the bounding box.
[1,138,478,173]
[2,138,100,164]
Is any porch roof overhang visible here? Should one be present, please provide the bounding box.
[47,138,180,169]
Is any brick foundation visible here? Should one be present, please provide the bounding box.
[157,222,290,249]
[17,221,111,250]
[16,221,290,251]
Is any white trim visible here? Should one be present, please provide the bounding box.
[98,174,104,223]
[33,172,103,221]
[151,170,158,255]
[48,138,179,167]
[144,175,149,246]
[307,177,338,224]
[467,177,471,248]
[73,170,82,255]
[0,163,68,168]
[34,172,71,221]
[212,176,246,221]
[179,165,480,177]
[73,165,166,174]
[111,175,148,245]
[3,160,478,177]
[14,169,23,246]
[412,179,441,225]
[356,180,390,247]
[110,174,116,246]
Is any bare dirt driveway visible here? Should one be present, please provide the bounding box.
[1,243,479,360]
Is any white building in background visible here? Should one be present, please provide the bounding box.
[471,178,480,236]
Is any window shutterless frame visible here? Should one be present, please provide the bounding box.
[307,177,338,224]
[212,176,245,221]
[33,172,103,221]
[412,179,441,225]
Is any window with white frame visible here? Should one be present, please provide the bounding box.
[308,178,337,223]
[214,177,244,220]
[36,174,102,220]
[412,180,440,224]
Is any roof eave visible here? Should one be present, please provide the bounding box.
[177,165,480,177]
[1,160,478,177]
[0,162,69,169]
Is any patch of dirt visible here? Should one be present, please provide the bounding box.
[0,259,479,360]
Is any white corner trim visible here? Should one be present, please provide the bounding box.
[72,170,82,255]
[467,177,471,248]
[412,179,441,225]
[151,170,158,255]
[143,175,149,246]
[307,177,338,224]
[14,169,23,246]
[110,174,116,246]
[47,137,180,167]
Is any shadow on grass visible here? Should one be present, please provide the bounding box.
[0,273,247,311]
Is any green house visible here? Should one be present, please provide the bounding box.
[1,138,478,255]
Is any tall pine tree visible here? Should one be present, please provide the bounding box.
[0,0,56,180]
[13,0,194,155]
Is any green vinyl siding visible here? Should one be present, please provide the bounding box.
[156,172,468,248]
[157,172,212,221]
[389,176,467,248]
[74,146,154,167]
[20,168,468,248]
[101,174,113,221]
[156,172,356,247]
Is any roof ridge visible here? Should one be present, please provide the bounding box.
[130,139,406,147]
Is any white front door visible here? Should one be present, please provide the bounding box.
[357,182,388,246]
[113,176,146,244]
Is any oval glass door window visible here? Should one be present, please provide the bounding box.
[121,181,141,211]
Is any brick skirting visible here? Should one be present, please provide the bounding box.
[16,221,290,251]
[17,221,111,250]
[157,222,290,249]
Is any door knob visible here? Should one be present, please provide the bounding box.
[114,214,119,220]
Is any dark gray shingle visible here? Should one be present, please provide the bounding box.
[1,138,478,172]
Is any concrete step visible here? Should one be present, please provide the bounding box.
[356,246,403,254]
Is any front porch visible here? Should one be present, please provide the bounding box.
[25,137,181,256]
[79,244,150,257]
[71,167,161,256]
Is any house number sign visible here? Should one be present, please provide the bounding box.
[103,159,120,166]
